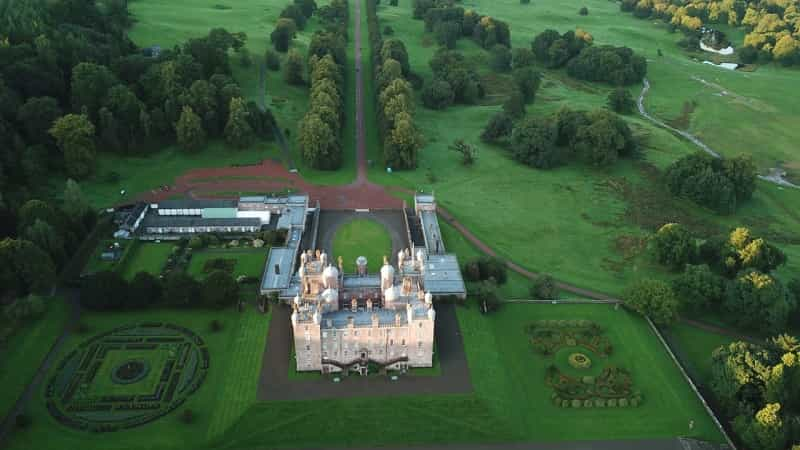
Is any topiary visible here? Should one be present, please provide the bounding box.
[581,376,595,385]
[561,400,570,408]
[571,399,582,408]
[607,399,617,408]
[595,399,606,408]
[583,399,593,408]
[619,398,629,407]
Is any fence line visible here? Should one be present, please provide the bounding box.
[502,298,620,304]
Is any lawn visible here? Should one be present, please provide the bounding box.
[5,307,270,450]
[187,248,268,280]
[0,298,70,419]
[666,322,735,386]
[364,0,800,296]
[332,218,393,274]
[118,242,174,280]
[86,349,171,397]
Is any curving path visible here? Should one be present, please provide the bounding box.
[637,78,798,189]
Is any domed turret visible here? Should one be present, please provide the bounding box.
[427,307,436,321]
[322,264,339,289]
[320,251,328,266]
[424,292,433,305]
[321,288,338,304]
[313,309,321,324]
[416,249,426,268]
[384,285,399,304]
[397,250,406,267]
[380,262,395,290]
[293,295,301,306]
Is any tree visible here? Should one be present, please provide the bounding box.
[724,270,795,333]
[381,39,411,77]
[726,227,787,274]
[512,67,541,103]
[298,113,339,169]
[773,35,799,65]
[622,278,680,325]
[579,6,589,16]
[512,48,536,68]
[435,21,461,49]
[17,97,62,146]
[671,264,725,312]
[385,112,422,170]
[607,88,635,114]
[70,63,118,119]
[734,403,788,450]
[163,272,201,307]
[566,45,647,86]
[128,272,162,308]
[265,49,281,71]
[502,91,526,119]
[474,280,500,313]
[49,114,96,180]
[530,274,558,299]
[481,112,513,143]
[490,45,512,72]
[284,49,305,85]
[281,4,307,30]
[62,179,91,224]
[0,239,55,298]
[511,117,561,169]
[81,270,128,310]
[224,97,254,149]
[270,18,297,52]
[652,223,696,270]
[665,152,746,214]
[449,139,477,166]
[175,106,207,152]
[723,155,757,205]
[421,79,454,110]
[294,0,317,18]
[4,295,46,322]
[24,219,65,265]
[202,270,240,308]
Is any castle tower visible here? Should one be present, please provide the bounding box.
[380,256,395,290]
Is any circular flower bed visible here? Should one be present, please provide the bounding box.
[568,352,592,369]
[111,359,150,384]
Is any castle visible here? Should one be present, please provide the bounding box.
[262,194,466,375]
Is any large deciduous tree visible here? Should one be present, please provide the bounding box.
[175,106,206,153]
[622,278,680,325]
[201,270,240,308]
[271,18,297,52]
[652,223,696,270]
[0,238,56,298]
[224,97,254,149]
[49,114,96,179]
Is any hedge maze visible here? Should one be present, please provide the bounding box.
[46,323,209,431]
[526,320,642,409]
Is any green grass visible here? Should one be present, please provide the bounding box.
[331,218,393,273]
[119,242,174,280]
[87,349,170,396]
[6,307,269,450]
[365,0,800,297]
[666,322,735,386]
[187,248,268,280]
[0,298,69,418]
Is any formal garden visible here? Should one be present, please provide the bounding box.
[45,323,209,432]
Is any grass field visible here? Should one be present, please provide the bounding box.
[119,242,174,280]
[365,0,800,296]
[331,218,393,273]
[5,307,269,450]
[666,323,735,386]
[187,248,268,280]
[0,299,69,419]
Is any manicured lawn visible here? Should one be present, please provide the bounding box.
[332,218,393,273]
[6,307,270,450]
[119,243,175,280]
[187,248,268,280]
[365,0,800,296]
[0,298,69,419]
[87,349,170,397]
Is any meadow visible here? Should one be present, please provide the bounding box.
[367,0,800,295]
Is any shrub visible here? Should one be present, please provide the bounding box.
[530,274,558,299]
[583,399,593,408]
[180,409,195,424]
[561,399,570,408]
[607,88,635,114]
[383,25,394,35]
[265,50,281,71]
[579,6,588,15]
[571,399,582,408]
[595,399,606,407]
[15,414,32,429]
[210,319,223,332]
[421,79,455,110]
[607,399,617,407]
[619,398,629,407]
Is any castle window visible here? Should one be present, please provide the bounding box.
[419,322,423,328]
[305,325,309,331]
[418,342,422,348]
[354,330,358,336]
[389,339,393,346]
[322,332,327,338]
[401,339,406,346]
[305,345,310,351]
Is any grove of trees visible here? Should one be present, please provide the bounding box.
[665,152,757,214]
[619,0,800,66]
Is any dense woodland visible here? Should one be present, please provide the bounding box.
[620,0,800,65]
[0,0,281,310]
